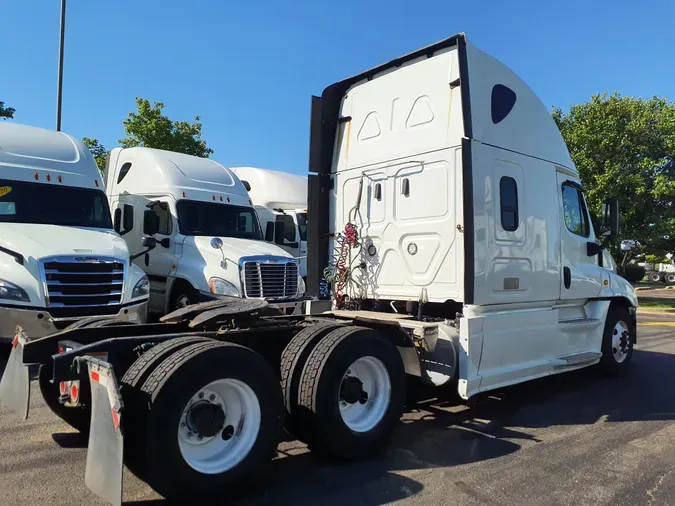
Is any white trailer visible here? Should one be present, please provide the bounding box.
[1,34,637,506]
[103,147,305,315]
[230,166,308,279]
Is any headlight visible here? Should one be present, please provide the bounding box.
[0,279,30,302]
[132,275,149,299]
[209,277,240,297]
[297,275,306,297]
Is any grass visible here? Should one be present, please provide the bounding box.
[637,298,675,309]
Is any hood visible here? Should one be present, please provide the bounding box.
[608,271,639,307]
[190,236,295,262]
[0,223,130,262]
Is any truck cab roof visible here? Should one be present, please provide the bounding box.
[0,122,102,189]
[105,147,251,208]
[230,166,307,210]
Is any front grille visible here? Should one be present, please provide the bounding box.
[242,259,298,300]
[41,257,125,308]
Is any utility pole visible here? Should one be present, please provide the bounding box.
[56,0,66,131]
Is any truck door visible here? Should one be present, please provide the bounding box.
[556,172,602,300]
[143,200,177,309]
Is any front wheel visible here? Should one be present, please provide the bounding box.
[599,306,634,375]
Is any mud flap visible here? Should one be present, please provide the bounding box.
[83,358,124,506]
[0,331,30,420]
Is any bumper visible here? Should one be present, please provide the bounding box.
[0,300,149,342]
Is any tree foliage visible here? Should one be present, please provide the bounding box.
[119,97,213,158]
[82,138,109,174]
[0,101,15,120]
[553,93,675,255]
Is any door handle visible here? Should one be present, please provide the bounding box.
[563,266,571,289]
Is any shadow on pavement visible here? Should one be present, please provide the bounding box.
[5,341,675,506]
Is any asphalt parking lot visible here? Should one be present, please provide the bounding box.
[1,312,675,506]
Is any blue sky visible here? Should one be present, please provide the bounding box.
[2,0,673,175]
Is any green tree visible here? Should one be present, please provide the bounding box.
[0,101,15,120]
[553,93,675,254]
[119,97,213,158]
[82,138,109,174]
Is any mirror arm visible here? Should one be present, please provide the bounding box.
[130,244,157,262]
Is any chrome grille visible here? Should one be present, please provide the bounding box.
[242,258,298,300]
[40,257,125,308]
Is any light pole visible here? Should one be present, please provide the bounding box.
[56,0,66,131]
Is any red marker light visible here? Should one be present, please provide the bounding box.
[34,172,39,180]
[59,382,67,395]
[70,383,79,404]
[91,371,100,383]
[46,174,51,182]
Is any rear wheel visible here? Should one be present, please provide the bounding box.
[120,336,211,478]
[648,271,662,283]
[140,341,283,503]
[294,326,406,460]
[599,306,634,375]
[666,273,675,284]
[280,322,343,433]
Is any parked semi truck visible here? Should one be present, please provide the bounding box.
[0,123,150,345]
[230,166,308,279]
[103,147,305,315]
[0,34,637,506]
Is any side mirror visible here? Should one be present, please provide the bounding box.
[265,222,275,242]
[113,208,122,233]
[602,198,619,237]
[121,204,134,234]
[621,239,637,252]
[143,210,160,235]
[274,220,285,245]
[241,180,251,192]
[141,236,157,249]
[587,241,603,257]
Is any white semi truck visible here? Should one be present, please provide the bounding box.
[103,147,305,315]
[230,166,308,279]
[0,123,149,345]
[1,34,637,506]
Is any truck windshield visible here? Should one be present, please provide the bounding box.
[0,179,112,229]
[296,212,307,242]
[176,200,263,240]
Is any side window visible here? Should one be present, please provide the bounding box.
[276,214,296,243]
[150,202,172,235]
[561,184,590,237]
[117,162,132,184]
[499,176,519,231]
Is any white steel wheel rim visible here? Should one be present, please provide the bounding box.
[177,378,261,474]
[175,294,192,309]
[338,356,391,433]
[611,320,631,363]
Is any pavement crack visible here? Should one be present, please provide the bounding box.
[646,466,675,504]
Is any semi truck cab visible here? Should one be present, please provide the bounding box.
[0,123,149,341]
[230,166,309,279]
[104,147,305,315]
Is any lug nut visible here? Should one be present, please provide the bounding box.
[180,423,186,428]
[210,394,216,401]
[187,432,193,438]
[198,392,205,399]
